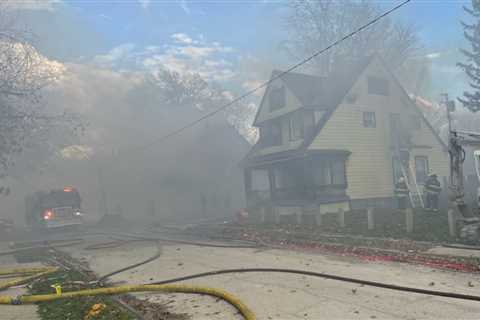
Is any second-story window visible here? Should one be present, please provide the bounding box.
[269,86,286,111]
[289,111,304,141]
[261,121,282,147]
[368,76,389,96]
[363,111,376,128]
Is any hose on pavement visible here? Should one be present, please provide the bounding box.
[87,230,259,249]
[0,284,256,320]
[0,240,84,257]
[96,241,162,283]
[0,267,58,291]
[150,267,480,303]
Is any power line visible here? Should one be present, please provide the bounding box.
[119,0,412,156]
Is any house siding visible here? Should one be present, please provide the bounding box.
[308,59,449,200]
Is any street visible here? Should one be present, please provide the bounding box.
[67,238,480,320]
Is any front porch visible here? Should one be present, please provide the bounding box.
[244,150,351,214]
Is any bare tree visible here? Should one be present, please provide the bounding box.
[284,0,420,75]
[128,69,254,141]
[0,4,82,188]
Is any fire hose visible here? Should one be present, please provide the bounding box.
[0,284,256,320]
[150,267,480,303]
[96,241,163,283]
[0,240,84,256]
[0,267,58,291]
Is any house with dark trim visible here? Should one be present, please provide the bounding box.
[241,55,449,222]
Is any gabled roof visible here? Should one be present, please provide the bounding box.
[242,54,447,167]
[253,56,374,126]
[270,71,324,107]
[380,59,448,150]
[244,57,373,166]
[301,56,374,148]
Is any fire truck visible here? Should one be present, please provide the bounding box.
[25,187,84,230]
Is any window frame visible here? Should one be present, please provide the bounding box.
[414,156,429,184]
[367,76,390,96]
[260,121,282,147]
[288,111,305,141]
[392,157,404,185]
[363,111,377,128]
[312,157,347,188]
[250,169,270,192]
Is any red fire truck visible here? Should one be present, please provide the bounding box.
[25,187,84,230]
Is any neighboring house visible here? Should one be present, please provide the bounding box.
[137,112,251,222]
[241,55,449,220]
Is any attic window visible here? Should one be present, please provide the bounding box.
[269,86,286,111]
[363,112,376,128]
[368,76,389,96]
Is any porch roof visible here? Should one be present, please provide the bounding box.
[240,149,351,168]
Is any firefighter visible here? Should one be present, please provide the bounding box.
[424,173,441,212]
[395,176,409,210]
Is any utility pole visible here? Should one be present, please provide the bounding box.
[441,93,459,236]
[441,93,454,139]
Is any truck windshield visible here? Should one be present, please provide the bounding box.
[40,191,81,209]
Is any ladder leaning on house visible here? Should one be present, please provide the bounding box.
[394,149,425,209]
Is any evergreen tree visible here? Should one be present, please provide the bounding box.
[458,0,480,112]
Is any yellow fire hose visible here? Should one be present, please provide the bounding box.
[0,267,58,291]
[0,283,256,320]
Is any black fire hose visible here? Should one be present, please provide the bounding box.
[87,230,259,249]
[150,268,480,302]
[97,241,162,283]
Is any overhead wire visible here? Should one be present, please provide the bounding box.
[110,0,412,158]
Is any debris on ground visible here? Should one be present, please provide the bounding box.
[27,247,187,320]
[122,295,190,320]
[84,303,106,320]
[32,269,135,320]
[181,223,480,273]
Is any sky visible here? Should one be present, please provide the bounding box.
[12,0,475,100]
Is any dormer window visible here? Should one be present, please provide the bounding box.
[269,86,286,111]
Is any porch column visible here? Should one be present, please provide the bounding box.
[315,207,322,226]
[274,207,280,224]
[367,208,375,230]
[260,207,266,223]
[296,208,303,225]
[405,208,414,233]
[447,209,456,237]
[337,208,345,228]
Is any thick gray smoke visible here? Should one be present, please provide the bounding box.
[3,63,250,225]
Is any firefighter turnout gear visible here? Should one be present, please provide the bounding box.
[425,174,441,211]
